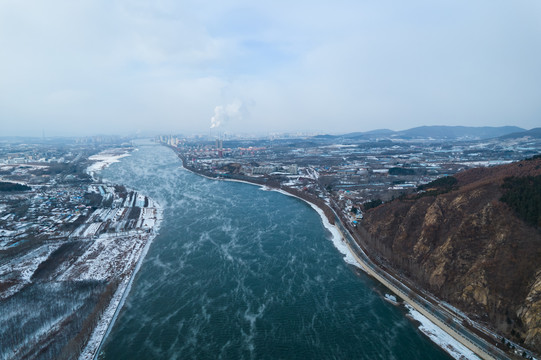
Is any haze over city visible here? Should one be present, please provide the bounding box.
[1,0,540,137]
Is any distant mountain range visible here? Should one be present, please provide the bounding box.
[499,127,541,139]
[315,125,527,141]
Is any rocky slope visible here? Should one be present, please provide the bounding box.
[360,157,541,353]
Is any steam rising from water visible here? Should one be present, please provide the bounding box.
[97,141,452,360]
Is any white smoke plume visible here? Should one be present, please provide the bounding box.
[210,100,243,129]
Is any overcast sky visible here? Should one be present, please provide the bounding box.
[1,0,540,137]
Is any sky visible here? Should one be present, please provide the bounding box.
[1,0,541,137]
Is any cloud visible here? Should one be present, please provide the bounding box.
[0,0,540,136]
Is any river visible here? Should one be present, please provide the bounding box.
[97,141,450,359]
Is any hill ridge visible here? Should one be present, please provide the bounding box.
[360,157,541,353]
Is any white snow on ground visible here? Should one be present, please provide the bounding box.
[81,222,102,238]
[0,244,60,299]
[282,180,299,186]
[78,206,163,360]
[135,194,146,207]
[405,304,481,360]
[58,232,145,281]
[384,293,398,304]
[123,192,133,207]
[78,277,130,360]
[0,147,166,360]
[458,160,513,167]
[70,223,88,238]
[139,208,157,229]
[0,229,17,240]
[60,195,162,283]
[86,151,131,177]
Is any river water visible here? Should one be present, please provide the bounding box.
[97,142,450,359]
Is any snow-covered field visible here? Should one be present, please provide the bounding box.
[86,150,132,178]
[59,199,162,284]
[0,244,60,300]
[78,206,163,360]
[70,197,162,360]
[138,208,157,229]
[59,234,141,281]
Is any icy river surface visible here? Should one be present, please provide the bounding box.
[97,141,450,359]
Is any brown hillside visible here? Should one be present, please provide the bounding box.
[361,157,541,353]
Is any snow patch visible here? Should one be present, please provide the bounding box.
[86,150,131,178]
[78,203,163,360]
[405,304,481,360]
[384,293,398,304]
[0,244,60,299]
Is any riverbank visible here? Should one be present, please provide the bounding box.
[260,187,484,359]
[275,185,493,359]
[173,150,506,360]
[78,209,163,360]
[77,150,164,360]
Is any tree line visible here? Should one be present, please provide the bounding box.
[0,181,31,192]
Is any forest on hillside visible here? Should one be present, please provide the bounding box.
[500,175,541,227]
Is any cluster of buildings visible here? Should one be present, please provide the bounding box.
[0,137,131,166]
[0,141,159,295]
[0,176,156,251]
[160,132,541,224]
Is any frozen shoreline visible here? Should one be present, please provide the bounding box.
[78,149,164,360]
[180,164,484,360]
[406,305,480,360]
[271,188,364,270]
